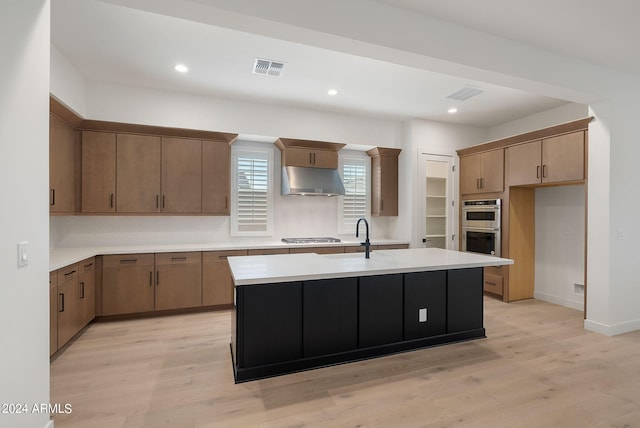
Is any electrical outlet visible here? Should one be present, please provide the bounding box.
[17,241,28,267]
[617,228,625,240]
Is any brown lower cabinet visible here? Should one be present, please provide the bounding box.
[78,257,96,328]
[155,252,202,310]
[50,257,97,356]
[49,272,58,357]
[102,252,202,315]
[202,250,248,306]
[289,246,344,255]
[56,264,80,349]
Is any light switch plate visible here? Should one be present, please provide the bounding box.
[18,241,28,267]
[419,308,427,323]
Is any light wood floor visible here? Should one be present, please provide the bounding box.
[50,297,640,427]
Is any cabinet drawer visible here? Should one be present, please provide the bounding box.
[155,251,201,265]
[484,272,504,296]
[103,253,154,268]
[247,248,289,255]
[203,250,248,260]
[57,263,79,284]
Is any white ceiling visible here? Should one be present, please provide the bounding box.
[51,0,624,128]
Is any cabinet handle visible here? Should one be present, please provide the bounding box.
[542,164,547,178]
[162,195,166,209]
[536,165,541,178]
[80,282,85,299]
[110,193,114,208]
[149,271,152,287]
[64,270,76,276]
[120,259,137,264]
[59,293,64,313]
[84,262,94,268]
[156,270,159,286]
[313,152,316,164]
[309,152,313,164]
[218,255,229,260]
[50,189,55,206]
[171,256,187,262]
[485,281,496,286]
[156,195,159,209]
[480,177,484,189]
[225,196,228,209]
[381,199,384,212]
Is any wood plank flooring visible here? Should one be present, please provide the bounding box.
[50,297,640,427]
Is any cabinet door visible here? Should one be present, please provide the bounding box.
[447,268,483,333]
[82,131,116,213]
[78,257,96,328]
[460,153,482,195]
[50,114,79,213]
[237,282,302,368]
[50,271,58,356]
[379,154,399,215]
[161,137,202,213]
[404,271,446,339]
[507,141,542,186]
[303,278,358,357]
[480,149,504,193]
[102,254,155,315]
[202,140,230,215]
[202,250,247,306]
[310,150,338,169]
[57,264,80,348]
[116,134,161,213]
[542,131,585,183]
[154,252,202,310]
[359,274,403,347]
[282,147,313,167]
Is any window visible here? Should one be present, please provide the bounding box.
[231,145,274,236]
[338,153,370,234]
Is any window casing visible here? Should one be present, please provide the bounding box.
[338,153,370,234]
[231,145,274,236]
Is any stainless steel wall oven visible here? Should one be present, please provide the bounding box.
[461,199,501,257]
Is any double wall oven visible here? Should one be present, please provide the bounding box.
[461,199,501,257]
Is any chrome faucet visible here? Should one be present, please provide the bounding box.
[356,217,371,259]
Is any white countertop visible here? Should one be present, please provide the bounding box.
[228,248,514,285]
[49,239,409,271]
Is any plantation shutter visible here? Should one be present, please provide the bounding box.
[341,157,368,232]
[234,149,271,233]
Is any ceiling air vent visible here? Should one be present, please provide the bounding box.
[253,58,285,76]
[445,86,485,101]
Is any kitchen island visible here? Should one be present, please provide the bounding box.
[228,248,513,383]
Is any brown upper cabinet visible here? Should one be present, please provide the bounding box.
[202,140,231,215]
[507,131,585,186]
[50,114,80,214]
[161,137,202,213]
[367,147,401,216]
[460,149,504,195]
[82,131,116,213]
[116,134,162,213]
[275,138,346,169]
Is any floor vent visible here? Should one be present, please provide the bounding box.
[445,86,485,101]
[253,58,285,76]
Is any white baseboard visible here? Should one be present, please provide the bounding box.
[534,291,583,311]
[584,318,640,336]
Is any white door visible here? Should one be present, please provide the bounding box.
[418,153,455,249]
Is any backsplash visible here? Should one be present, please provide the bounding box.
[50,195,390,248]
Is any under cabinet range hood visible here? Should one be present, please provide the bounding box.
[281,166,345,196]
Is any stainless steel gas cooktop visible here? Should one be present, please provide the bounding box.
[281,237,341,244]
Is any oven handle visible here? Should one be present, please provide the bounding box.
[461,227,501,231]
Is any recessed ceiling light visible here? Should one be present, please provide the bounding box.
[448,107,458,114]
[328,89,338,96]
[174,64,188,73]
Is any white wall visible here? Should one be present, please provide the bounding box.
[487,102,589,141]
[534,185,586,310]
[0,2,51,428]
[50,44,87,117]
